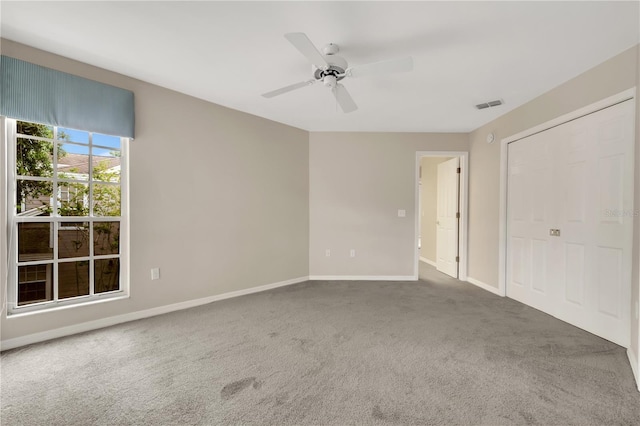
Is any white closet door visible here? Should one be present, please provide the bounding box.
[554,101,634,346]
[506,100,634,347]
[506,129,555,312]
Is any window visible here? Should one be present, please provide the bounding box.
[6,118,128,313]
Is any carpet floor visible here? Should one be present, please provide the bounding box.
[1,263,639,425]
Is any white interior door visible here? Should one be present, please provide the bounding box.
[436,157,459,278]
[506,99,634,346]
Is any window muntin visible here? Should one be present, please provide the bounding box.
[7,119,127,312]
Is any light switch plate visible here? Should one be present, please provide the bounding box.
[398,209,406,217]
[151,268,160,280]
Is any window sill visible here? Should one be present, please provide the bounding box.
[6,292,129,318]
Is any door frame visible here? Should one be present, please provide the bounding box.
[498,88,637,297]
[414,151,469,281]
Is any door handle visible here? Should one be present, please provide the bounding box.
[549,229,561,237]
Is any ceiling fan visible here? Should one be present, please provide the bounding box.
[262,32,413,113]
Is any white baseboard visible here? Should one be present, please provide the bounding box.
[628,348,640,392]
[419,257,437,267]
[309,275,417,281]
[0,276,309,351]
[466,276,504,296]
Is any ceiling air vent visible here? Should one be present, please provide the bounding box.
[475,99,503,110]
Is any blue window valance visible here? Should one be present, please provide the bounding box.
[1,55,135,138]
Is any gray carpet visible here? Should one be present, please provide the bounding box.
[1,263,639,425]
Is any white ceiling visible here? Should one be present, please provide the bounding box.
[1,1,639,132]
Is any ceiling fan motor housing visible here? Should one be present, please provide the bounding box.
[313,53,348,82]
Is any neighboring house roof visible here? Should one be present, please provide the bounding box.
[57,153,120,175]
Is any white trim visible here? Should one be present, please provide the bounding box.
[5,119,17,310]
[0,276,309,351]
[419,257,437,267]
[628,348,640,392]
[503,88,636,145]
[498,88,636,296]
[309,275,417,281]
[8,292,129,317]
[120,138,131,309]
[1,117,8,319]
[414,151,469,282]
[498,135,508,296]
[467,277,504,296]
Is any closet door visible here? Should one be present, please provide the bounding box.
[506,99,634,346]
[506,130,556,313]
[554,100,634,346]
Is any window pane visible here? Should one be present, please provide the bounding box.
[94,222,120,255]
[58,261,89,299]
[95,258,120,293]
[17,137,54,178]
[92,154,121,183]
[18,223,53,262]
[58,143,89,180]
[17,121,53,138]
[93,184,121,216]
[58,127,89,144]
[58,182,89,216]
[58,222,90,259]
[93,133,120,150]
[93,145,121,156]
[17,180,53,216]
[18,264,53,306]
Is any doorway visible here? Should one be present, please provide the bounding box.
[415,151,468,281]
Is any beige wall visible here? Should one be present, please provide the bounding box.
[309,133,467,278]
[0,40,310,341]
[419,157,452,262]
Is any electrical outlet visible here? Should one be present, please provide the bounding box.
[151,268,160,280]
[350,249,356,258]
[325,249,331,257]
[398,209,406,217]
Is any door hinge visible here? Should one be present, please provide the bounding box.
[456,212,460,219]
[457,167,461,174]
[455,256,460,262]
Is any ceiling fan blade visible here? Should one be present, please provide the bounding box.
[333,84,358,113]
[262,79,317,98]
[347,56,413,78]
[284,32,329,70]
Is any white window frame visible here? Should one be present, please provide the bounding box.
[3,117,130,315]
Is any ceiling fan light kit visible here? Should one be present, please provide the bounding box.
[262,32,414,113]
